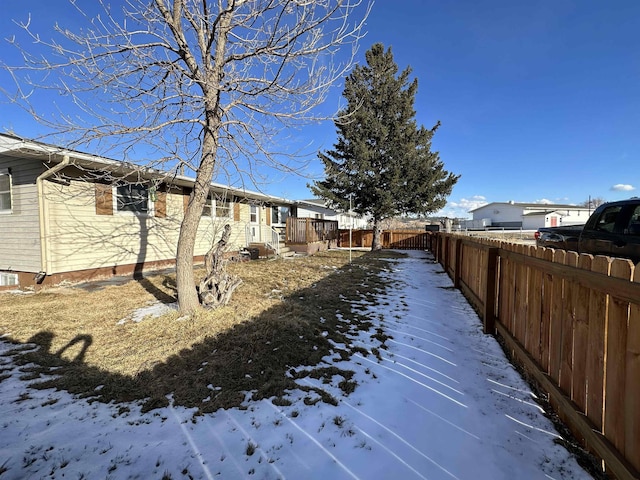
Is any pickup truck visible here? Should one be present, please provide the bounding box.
[535,198,640,264]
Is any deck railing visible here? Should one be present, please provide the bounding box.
[245,224,281,256]
[285,218,339,244]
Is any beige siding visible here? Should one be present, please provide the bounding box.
[44,179,250,274]
[0,156,44,273]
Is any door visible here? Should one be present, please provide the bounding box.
[617,204,640,263]
[249,204,260,242]
[580,204,623,257]
[271,206,290,226]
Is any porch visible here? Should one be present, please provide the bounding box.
[284,217,339,255]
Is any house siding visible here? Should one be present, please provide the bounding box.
[472,204,526,226]
[470,202,592,230]
[0,156,44,273]
[297,205,368,229]
[43,178,248,275]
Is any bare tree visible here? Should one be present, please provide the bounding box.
[3,0,370,314]
[580,196,606,211]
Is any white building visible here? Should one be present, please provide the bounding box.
[463,201,592,230]
[295,199,369,229]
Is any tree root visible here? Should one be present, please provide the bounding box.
[198,224,243,308]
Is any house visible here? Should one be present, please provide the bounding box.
[295,199,369,229]
[0,133,296,289]
[463,201,592,230]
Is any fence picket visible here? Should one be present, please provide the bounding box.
[549,249,566,383]
[526,246,544,361]
[586,256,611,430]
[540,248,554,372]
[626,268,640,472]
[514,245,529,345]
[560,251,579,396]
[497,245,510,332]
[604,258,634,453]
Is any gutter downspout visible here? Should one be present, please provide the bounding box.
[36,155,71,281]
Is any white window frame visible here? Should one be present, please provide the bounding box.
[271,206,289,225]
[0,272,18,287]
[202,195,232,218]
[250,204,258,223]
[0,168,12,214]
[202,194,214,217]
[113,183,153,216]
[215,198,232,219]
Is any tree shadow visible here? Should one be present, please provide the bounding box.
[2,252,395,416]
[135,276,177,304]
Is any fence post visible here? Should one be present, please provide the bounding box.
[484,247,499,334]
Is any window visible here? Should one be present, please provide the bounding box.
[250,205,258,223]
[594,205,622,233]
[202,195,213,217]
[0,169,12,212]
[271,206,289,224]
[202,195,231,218]
[115,184,149,214]
[0,272,18,287]
[626,205,640,236]
[215,199,231,218]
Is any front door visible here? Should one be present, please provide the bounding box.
[249,204,260,242]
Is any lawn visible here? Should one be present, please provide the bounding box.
[0,250,595,480]
[0,250,402,414]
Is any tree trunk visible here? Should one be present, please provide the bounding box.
[371,218,383,251]
[175,133,220,314]
[174,8,233,316]
[175,194,202,315]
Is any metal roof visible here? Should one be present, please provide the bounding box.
[469,201,588,213]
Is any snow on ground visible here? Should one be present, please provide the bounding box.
[0,250,591,479]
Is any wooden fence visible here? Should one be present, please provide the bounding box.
[285,218,339,244]
[431,233,640,480]
[338,229,431,250]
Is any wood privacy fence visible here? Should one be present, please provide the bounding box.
[338,229,431,250]
[285,218,339,244]
[431,233,640,480]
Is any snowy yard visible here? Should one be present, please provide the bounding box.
[0,251,591,479]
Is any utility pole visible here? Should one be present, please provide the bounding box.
[349,195,353,264]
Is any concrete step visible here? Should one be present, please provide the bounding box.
[279,246,296,258]
[247,242,297,258]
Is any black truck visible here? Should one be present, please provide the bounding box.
[534,198,640,264]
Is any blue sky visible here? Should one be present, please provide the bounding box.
[1,1,639,218]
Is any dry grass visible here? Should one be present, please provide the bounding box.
[0,250,405,414]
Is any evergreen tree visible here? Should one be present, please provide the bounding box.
[312,43,459,250]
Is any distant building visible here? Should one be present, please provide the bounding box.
[295,199,369,229]
[461,201,592,230]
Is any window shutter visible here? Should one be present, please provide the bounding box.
[234,201,240,221]
[183,187,192,215]
[266,207,271,226]
[95,183,113,215]
[155,186,167,218]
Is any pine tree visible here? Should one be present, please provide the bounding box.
[312,43,459,250]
